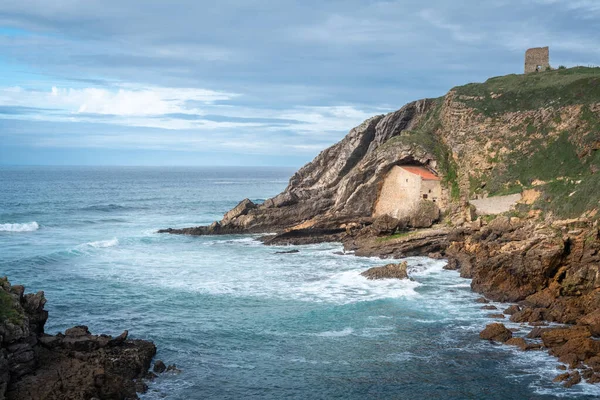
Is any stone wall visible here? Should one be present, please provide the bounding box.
[525,47,550,74]
[373,166,421,219]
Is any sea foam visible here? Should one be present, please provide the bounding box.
[0,221,39,232]
[86,238,119,248]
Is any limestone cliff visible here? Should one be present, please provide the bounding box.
[161,67,600,236]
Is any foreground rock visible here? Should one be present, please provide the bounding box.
[0,277,158,400]
[361,261,409,280]
[479,323,513,342]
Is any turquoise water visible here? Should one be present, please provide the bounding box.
[1,166,598,399]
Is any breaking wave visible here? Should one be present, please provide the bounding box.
[0,221,39,232]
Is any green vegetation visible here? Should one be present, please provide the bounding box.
[0,288,23,325]
[453,67,600,116]
[378,67,600,220]
[377,230,416,242]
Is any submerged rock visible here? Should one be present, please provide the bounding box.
[361,262,409,280]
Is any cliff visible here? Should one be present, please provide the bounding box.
[160,66,600,385]
[161,66,600,236]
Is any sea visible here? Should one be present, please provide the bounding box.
[1,166,598,399]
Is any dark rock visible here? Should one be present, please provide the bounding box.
[503,305,521,315]
[153,360,166,373]
[479,323,513,342]
[481,305,497,310]
[361,262,408,280]
[0,277,159,400]
[475,297,489,304]
[487,314,505,319]
[371,215,401,235]
[275,249,299,254]
[505,337,528,351]
[564,371,582,388]
[526,327,545,339]
[166,364,182,373]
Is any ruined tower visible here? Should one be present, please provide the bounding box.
[524,47,550,73]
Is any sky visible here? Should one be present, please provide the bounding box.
[0,0,598,167]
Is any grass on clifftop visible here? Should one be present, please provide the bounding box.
[454,67,600,116]
[0,289,23,325]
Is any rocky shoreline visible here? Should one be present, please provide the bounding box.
[158,68,600,388]
[161,212,600,386]
[0,277,170,400]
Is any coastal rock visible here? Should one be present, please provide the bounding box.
[479,323,513,342]
[221,199,257,226]
[370,215,402,235]
[153,360,166,373]
[503,305,521,315]
[505,337,528,351]
[409,200,440,229]
[159,100,437,236]
[0,277,157,400]
[361,262,409,280]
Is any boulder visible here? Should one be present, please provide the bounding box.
[481,305,497,310]
[371,215,402,235]
[361,262,409,280]
[221,199,257,225]
[479,323,513,342]
[503,305,521,315]
[153,360,166,373]
[409,200,440,228]
[505,337,528,351]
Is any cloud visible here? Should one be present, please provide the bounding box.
[0,0,598,165]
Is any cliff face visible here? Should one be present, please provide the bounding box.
[162,67,600,236]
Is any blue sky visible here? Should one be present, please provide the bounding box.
[0,0,598,166]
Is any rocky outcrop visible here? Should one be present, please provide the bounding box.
[0,277,158,400]
[159,99,438,236]
[361,261,409,280]
[479,323,512,342]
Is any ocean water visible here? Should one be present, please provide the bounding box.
[1,166,599,399]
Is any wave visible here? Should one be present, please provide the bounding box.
[0,221,39,232]
[314,328,354,337]
[84,238,119,248]
[81,204,132,212]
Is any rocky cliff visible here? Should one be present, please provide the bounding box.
[160,66,600,385]
[162,67,600,237]
[0,277,158,400]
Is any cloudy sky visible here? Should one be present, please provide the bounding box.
[0,0,598,166]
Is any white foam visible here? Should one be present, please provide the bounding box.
[0,221,39,232]
[86,238,119,248]
[295,268,421,304]
[314,328,354,337]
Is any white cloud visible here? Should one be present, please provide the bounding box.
[0,85,237,117]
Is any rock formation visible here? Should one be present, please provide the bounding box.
[158,67,600,386]
[0,277,158,400]
[361,261,409,280]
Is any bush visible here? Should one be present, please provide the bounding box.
[558,65,567,70]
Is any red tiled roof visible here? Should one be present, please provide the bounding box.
[399,166,441,181]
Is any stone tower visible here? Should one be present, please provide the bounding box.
[524,47,550,73]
